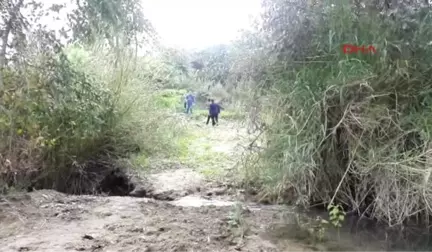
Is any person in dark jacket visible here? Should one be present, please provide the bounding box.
[206,99,222,126]
[205,99,213,125]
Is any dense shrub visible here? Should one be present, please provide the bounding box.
[0,42,183,194]
[239,0,432,227]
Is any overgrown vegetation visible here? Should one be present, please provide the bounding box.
[232,0,432,228]
[0,0,186,194]
[4,0,432,236]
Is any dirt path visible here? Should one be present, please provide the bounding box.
[0,118,380,252]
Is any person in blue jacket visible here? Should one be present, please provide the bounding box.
[185,91,195,114]
[206,99,223,126]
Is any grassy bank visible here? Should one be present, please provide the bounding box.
[130,87,246,182]
[238,0,432,227]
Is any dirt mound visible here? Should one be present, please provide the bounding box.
[2,189,379,252]
[0,190,308,252]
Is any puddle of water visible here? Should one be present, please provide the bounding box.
[170,195,432,250]
[171,195,235,207]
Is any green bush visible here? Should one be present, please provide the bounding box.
[0,45,183,194]
[241,0,432,226]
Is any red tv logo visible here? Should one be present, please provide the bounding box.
[342,44,376,54]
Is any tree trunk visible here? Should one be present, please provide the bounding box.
[0,0,25,90]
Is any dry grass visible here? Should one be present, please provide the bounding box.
[238,0,432,227]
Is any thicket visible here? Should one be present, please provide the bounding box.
[235,0,432,227]
[0,0,184,194]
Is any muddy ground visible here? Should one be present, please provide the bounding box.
[0,117,385,252]
[0,172,367,252]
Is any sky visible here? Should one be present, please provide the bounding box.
[25,0,262,51]
[141,0,262,50]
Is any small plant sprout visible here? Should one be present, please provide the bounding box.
[327,203,346,239]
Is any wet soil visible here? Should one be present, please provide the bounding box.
[0,167,389,252]
[0,118,387,252]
